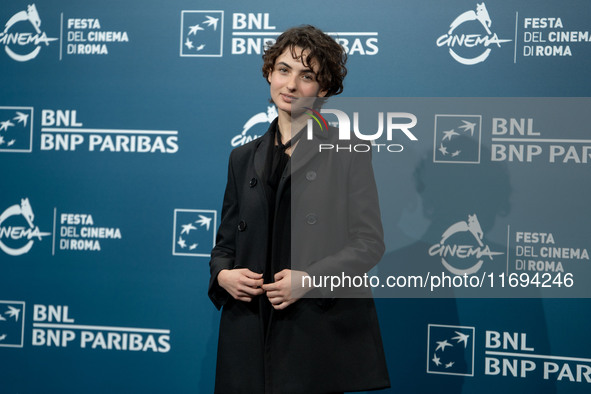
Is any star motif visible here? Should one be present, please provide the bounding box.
[181,223,197,235]
[442,129,459,141]
[459,120,476,136]
[0,120,15,132]
[14,112,29,127]
[177,236,187,248]
[432,354,442,366]
[452,331,469,348]
[204,16,219,30]
[188,24,204,35]
[436,339,452,352]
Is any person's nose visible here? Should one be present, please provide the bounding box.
[286,74,297,92]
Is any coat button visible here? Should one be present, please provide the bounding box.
[305,213,317,225]
[306,171,317,181]
[238,220,247,231]
[249,178,257,187]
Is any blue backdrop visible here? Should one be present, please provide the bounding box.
[1,0,590,393]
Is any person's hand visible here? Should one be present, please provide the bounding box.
[217,268,264,302]
[262,269,311,310]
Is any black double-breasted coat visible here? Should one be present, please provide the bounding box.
[209,119,390,393]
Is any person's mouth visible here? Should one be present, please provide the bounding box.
[280,94,297,103]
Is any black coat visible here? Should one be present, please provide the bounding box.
[209,119,390,393]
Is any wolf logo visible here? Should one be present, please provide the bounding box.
[440,214,484,247]
[241,106,277,135]
[0,198,35,229]
[231,106,277,147]
[5,4,42,34]
[448,3,492,35]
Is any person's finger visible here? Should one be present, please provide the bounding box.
[230,290,250,301]
[240,276,263,288]
[243,269,263,279]
[272,300,292,310]
[265,289,282,298]
[241,286,264,296]
[262,282,280,291]
[267,294,284,304]
[274,269,288,281]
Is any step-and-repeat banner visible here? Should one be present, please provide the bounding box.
[1,1,590,393]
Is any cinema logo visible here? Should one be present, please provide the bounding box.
[0,198,50,257]
[40,109,179,154]
[0,4,57,62]
[436,3,511,65]
[305,107,418,153]
[231,106,277,147]
[32,304,170,353]
[428,214,503,275]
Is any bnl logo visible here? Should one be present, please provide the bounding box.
[433,114,482,164]
[180,11,223,57]
[0,107,33,153]
[172,209,217,257]
[427,324,475,376]
[0,301,25,348]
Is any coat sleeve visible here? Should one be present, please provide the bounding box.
[303,148,385,297]
[208,152,239,309]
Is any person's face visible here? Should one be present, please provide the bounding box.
[267,46,327,116]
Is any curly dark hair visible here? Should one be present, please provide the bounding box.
[262,25,347,97]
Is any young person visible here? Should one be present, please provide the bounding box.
[209,25,390,393]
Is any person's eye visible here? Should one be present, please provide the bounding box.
[302,73,315,81]
[278,67,288,73]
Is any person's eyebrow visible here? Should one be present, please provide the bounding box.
[276,61,292,69]
[276,61,316,74]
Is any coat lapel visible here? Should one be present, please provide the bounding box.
[275,120,330,200]
[290,121,330,176]
[256,118,329,212]
[253,119,275,181]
